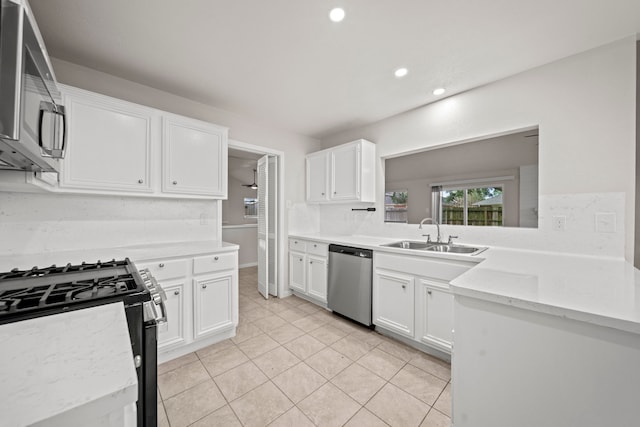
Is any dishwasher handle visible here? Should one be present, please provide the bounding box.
[328,244,373,259]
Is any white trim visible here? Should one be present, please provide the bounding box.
[381,125,538,160]
[431,175,514,188]
[238,262,258,269]
[228,139,287,300]
[222,224,258,229]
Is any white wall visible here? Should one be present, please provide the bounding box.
[319,38,636,260]
[222,225,258,268]
[223,175,258,226]
[0,59,320,257]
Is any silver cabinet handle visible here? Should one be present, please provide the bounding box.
[402,284,406,289]
[321,192,325,196]
[313,244,317,247]
[174,290,180,295]
[173,180,178,185]
[309,261,313,264]
[202,284,207,289]
[214,256,219,261]
[427,290,432,295]
[159,263,165,268]
[299,258,303,262]
[138,179,144,184]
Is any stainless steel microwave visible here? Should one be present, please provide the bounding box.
[0,0,66,172]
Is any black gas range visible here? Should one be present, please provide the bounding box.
[0,258,166,427]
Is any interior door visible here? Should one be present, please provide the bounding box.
[267,155,278,296]
[257,155,269,299]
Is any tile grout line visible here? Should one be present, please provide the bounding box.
[162,267,450,426]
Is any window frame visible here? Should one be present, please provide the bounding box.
[433,178,507,227]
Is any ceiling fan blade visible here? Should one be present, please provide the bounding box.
[241,169,258,188]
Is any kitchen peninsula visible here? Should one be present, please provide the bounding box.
[289,233,640,426]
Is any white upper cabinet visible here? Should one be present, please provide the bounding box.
[59,85,228,199]
[331,143,360,200]
[61,87,155,193]
[162,115,227,197]
[306,139,376,203]
[306,152,329,202]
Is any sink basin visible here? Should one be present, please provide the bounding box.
[425,244,481,254]
[381,240,487,255]
[382,240,431,250]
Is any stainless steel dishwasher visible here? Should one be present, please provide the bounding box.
[327,244,373,326]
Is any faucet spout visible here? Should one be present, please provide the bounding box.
[418,218,441,243]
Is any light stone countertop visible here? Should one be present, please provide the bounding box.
[289,233,640,335]
[0,240,239,271]
[0,302,138,426]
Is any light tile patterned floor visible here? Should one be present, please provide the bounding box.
[157,266,452,427]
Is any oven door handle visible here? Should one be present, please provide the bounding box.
[155,297,167,324]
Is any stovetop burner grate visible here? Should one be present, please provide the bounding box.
[0,259,129,280]
[0,259,148,322]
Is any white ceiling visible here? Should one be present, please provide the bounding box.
[30,0,640,139]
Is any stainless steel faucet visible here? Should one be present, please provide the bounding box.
[419,218,441,243]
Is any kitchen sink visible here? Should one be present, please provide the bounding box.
[425,244,482,254]
[382,240,431,250]
[381,240,487,255]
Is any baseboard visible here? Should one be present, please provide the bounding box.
[238,262,258,268]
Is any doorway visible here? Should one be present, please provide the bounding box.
[223,139,285,299]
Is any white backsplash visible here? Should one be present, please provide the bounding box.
[287,201,321,236]
[310,192,625,258]
[0,192,218,256]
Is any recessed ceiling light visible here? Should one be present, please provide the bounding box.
[394,68,408,78]
[433,88,446,96]
[329,8,345,22]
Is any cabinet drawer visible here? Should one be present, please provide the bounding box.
[306,241,328,256]
[138,259,188,281]
[193,252,237,275]
[289,239,307,252]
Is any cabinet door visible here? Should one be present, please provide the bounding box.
[193,273,234,339]
[162,115,227,197]
[419,281,454,351]
[330,142,360,201]
[62,90,154,192]
[307,255,327,302]
[306,152,329,202]
[373,269,415,338]
[158,281,186,350]
[289,252,306,293]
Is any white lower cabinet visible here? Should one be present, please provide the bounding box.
[373,251,476,354]
[307,255,328,302]
[137,248,238,362]
[417,279,454,352]
[158,281,186,349]
[373,270,415,338]
[289,251,306,293]
[288,238,328,304]
[193,272,234,339]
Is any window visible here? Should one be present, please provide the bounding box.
[243,197,258,218]
[384,190,408,223]
[434,185,503,226]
